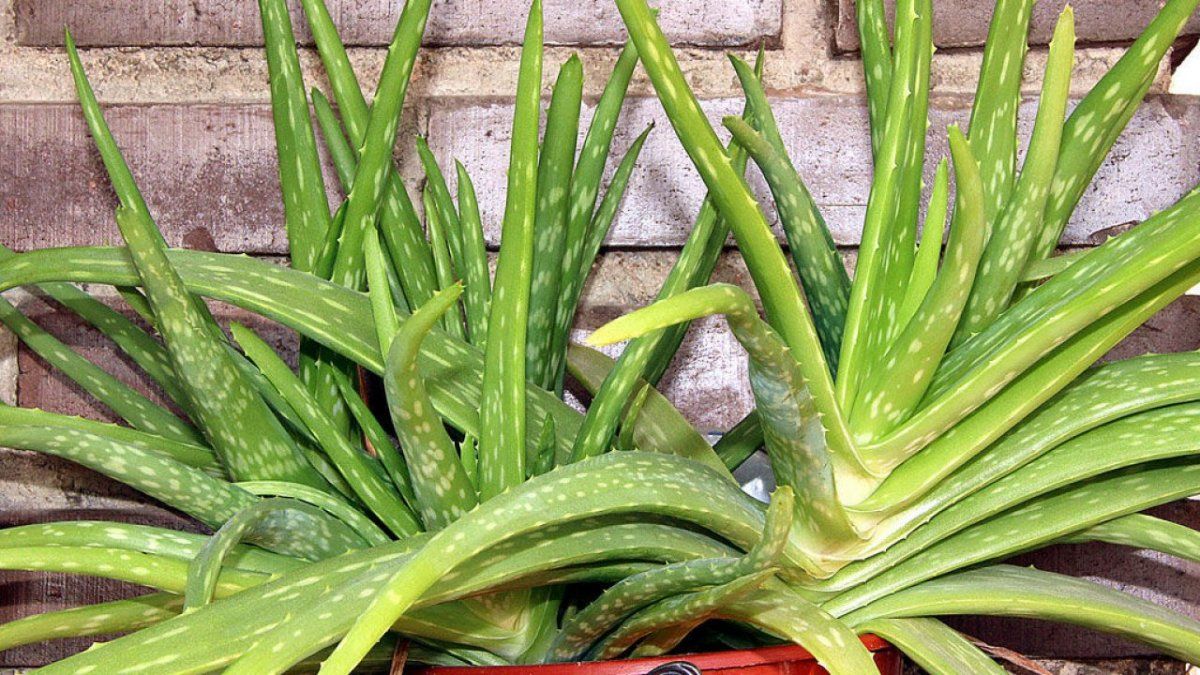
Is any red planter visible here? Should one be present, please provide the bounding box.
[412,636,900,674]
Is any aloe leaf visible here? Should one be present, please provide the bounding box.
[312,88,356,194]
[549,41,639,380]
[616,0,835,417]
[424,188,469,341]
[712,410,763,471]
[385,285,478,530]
[853,262,1200,516]
[530,416,557,476]
[364,225,401,354]
[0,297,202,444]
[897,159,949,328]
[850,126,986,447]
[1061,513,1200,563]
[258,0,329,273]
[455,160,492,346]
[829,410,1200,613]
[843,565,1200,663]
[0,243,189,407]
[588,285,862,573]
[315,453,776,674]
[1021,248,1087,283]
[298,0,435,307]
[857,617,1006,675]
[0,403,216,473]
[565,344,729,476]
[836,0,924,410]
[479,0,542,500]
[231,322,421,537]
[67,34,327,488]
[0,247,586,460]
[185,498,330,610]
[416,137,467,278]
[715,112,849,367]
[331,369,418,509]
[958,7,1075,338]
[721,586,880,675]
[548,487,793,661]
[967,0,1035,219]
[854,0,892,157]
[877,190,1200,462]
[616,384,650,452]
[0,592,183,653]
[329,0,431,291]
[528,55,584,391]
[591,569,777,661]
[236,480,390,546]
[1033,0,1200,261]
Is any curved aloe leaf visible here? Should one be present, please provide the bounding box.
[0,592,183,653]
[236,480,390,546]
[858,617,1006,675]
[385,285,478,530]
[423,188,468,341]
[1060,513,1200,564]
[897,159,949,328]
[455,160,492,346]
[843,565,1200,663]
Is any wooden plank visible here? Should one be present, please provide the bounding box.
[15,0,782,48]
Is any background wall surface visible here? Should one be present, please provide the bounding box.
[1,0,1199,670]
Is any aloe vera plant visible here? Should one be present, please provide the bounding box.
[3,0,1200,672]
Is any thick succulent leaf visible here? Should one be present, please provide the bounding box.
[454,160,492,347]
[258,0,330,272]
[850,126,986,448]
[959,7,1074,338]
[858,617,1006,675]
[326,0,430,291]
[896,159,949,328]
[1034,0,1200,260]
[855,263,1200,516]
[0,424,362,560]
[385,285,478,530]
[364,226,401,353]
[297,0,437,306]
[566,343,729,475]
[843,565,1200,663]
[590,569,777,661]
[331,369,418,508]
[967,0,1035,219]
[1061,513,1200,564]
[836,0,926,411]
[855,0,892,157]
[527,55,584,390]
[231,322,421,537]
[416,137,467,281]
[615,0,839,434]
[423,188,468,341]
[588,285,862,575]
[479,1,542,500]
[0,247,585,463]
[68,34,325,487]
[878,189,1200,461]
[712,411,763,471]
[0,592,183,653]
[721,586,881,675]
[311,88,355,194]
[236,480,390,546]
[0,403,216,473]
[0,297,202,444]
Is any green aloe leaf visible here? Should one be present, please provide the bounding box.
[1061,513,1200,563]
[0,297,202,444]
[527,55,584,390]
[855,0,892,158]
[896,159,949,328]
[479,0,543,500]
[66,34,324,487]
[385,285,479,530]
[235,480,390,546]
[858,617,1006,675]
[258,0,330,273]
[0,592,183,653]
[424,187,469,341]
[416,137,467,281]
[843,565,1200,663]
[1033,0,1200,261]
[455,160,492,346]
[958,7,1074,338]
[712,411,763,471]
[331,369,418,509]
[231,322,421,537]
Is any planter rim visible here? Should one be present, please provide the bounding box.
[411,635,893,673]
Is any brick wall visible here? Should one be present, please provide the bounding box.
[1,0,1199,669]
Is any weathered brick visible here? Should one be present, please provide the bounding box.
[15,0,781,48]
[426,95,1200,249]
[0,104,418,254]
[835,0,1200,52]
